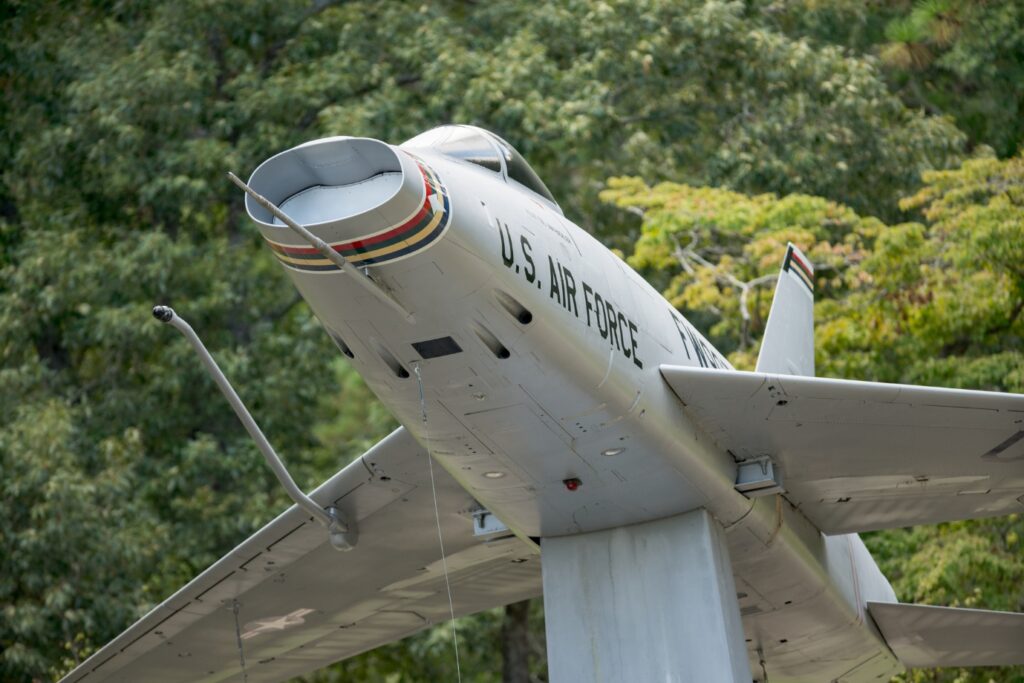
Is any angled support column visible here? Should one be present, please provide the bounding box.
[542,509,751,683]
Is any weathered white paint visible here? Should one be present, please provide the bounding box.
[542,509,751,683]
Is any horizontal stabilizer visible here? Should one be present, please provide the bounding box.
[59,428,540,683]
[660,365,1024,534]
[869,602,1024,667]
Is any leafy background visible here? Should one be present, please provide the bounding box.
[1,1,1021,681]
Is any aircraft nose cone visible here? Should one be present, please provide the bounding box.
[244,137,450,272]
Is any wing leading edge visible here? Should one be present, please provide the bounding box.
[660,365,1024,534]
[59,428,540,683]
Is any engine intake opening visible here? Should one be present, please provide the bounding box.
[244,137,421,232]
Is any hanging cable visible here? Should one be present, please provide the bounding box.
[413,362,463,683]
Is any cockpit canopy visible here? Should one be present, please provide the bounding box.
[403,125,559,211]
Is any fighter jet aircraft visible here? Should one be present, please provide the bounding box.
[59,125,1024,682]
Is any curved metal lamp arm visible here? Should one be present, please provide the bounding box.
[153,305,357,551]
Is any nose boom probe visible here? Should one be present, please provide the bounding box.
[152,305,358,551]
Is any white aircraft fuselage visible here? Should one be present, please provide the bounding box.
[244,128,900,681]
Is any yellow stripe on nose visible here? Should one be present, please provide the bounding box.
[347,207,445,264]
[270,204,446,268]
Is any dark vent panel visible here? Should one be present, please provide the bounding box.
[412,336,463,359]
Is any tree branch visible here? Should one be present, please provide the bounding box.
[670,234,778,348]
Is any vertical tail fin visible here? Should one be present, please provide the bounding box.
[755,244,815,377]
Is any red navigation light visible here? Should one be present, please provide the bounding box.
[563,477,582,492]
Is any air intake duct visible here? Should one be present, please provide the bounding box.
[245,137,450,272]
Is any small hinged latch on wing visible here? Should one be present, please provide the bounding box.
[735,457,785,497]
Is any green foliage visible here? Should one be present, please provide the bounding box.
[3,0,965,243]
[604,177,883,365]
[819,153,1024,389]
[754,0,1024,157]
[864,517,1024,683]
[879,1,1024,158]
[0,401,160,679]
[313,361,399,469]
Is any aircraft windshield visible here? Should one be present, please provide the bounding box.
[403,126,501,173]
[404,125,557,206]
[490,134,556,204]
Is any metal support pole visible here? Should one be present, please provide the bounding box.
[541,509,751,682]
[153,305,357,551]
[226,171,416,324]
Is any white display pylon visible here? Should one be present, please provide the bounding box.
[542,509,752,683]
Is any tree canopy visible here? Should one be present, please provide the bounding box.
[1,1,1021,682]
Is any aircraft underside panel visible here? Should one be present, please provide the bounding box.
[58,428,540,683]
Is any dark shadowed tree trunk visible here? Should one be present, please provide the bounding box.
[502,600,532,683]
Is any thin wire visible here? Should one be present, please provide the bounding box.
[413,362,463,683]
[232,600,249,683]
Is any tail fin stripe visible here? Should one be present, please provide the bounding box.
[783,246,814,293]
